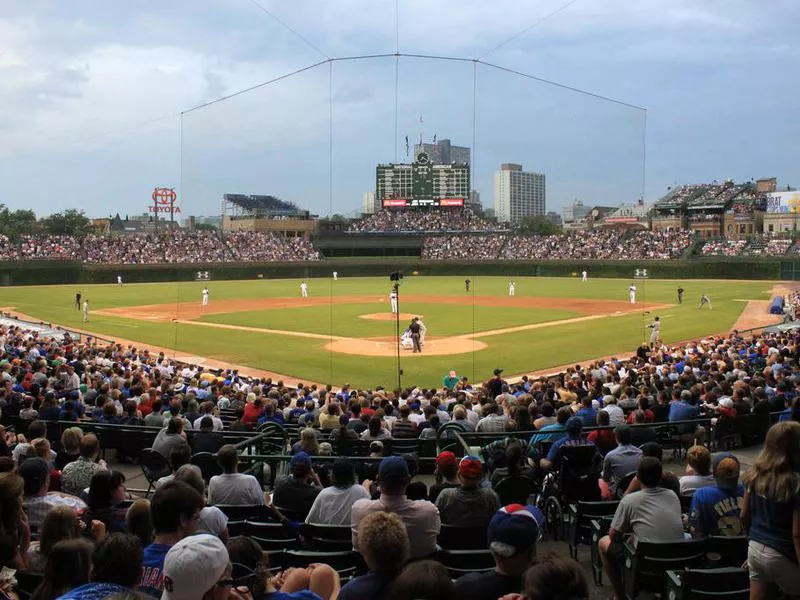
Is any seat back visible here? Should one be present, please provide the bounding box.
[191,452,223,481]
[626,538,707,596]
[300,523,353,550]
[433,549,495,578]
[560,445,601,501]
[139,448,170,480]
[246,520,291,538]
[215,504,273,521]
[615,472,637,499]
[438,524,489,550]
[494,475,536,506]
[13,570,44,600]
[705,536,748,568]
[679,567,750,599]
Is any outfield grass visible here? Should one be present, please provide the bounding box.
[0,276,774,387]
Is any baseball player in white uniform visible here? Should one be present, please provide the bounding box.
[698,294,712,310]
[201,287,209,306]
[508,281,516,297]
[581,270,587,282]
[117,274,123,286]
[333,271,338,281]
[647,316,661,346]
[390,286,398,314]
[300,281,308,298]
[628,283,637,304]
[82,300,89,322]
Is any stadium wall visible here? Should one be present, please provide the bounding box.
[0,258,793,286]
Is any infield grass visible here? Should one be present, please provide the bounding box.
[0,275,774,387]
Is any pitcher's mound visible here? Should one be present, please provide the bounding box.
[325,336,488,357]
[359,312,421,321]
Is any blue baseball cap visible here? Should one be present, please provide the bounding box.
[566,416,584,435]
[290,451,312,474]
[488,504,543,555]
[378,456,409,482]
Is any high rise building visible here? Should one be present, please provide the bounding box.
[494,163,546,222]
[562,200,588,223]
[362,191,379,215]
[413,139,470,165]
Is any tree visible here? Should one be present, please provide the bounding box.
[193,222,218,232]
[0,205,38,241]
[514,215,561,236]
[39,209,91,237]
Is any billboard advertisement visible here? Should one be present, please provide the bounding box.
[766,191,800,214]
[381,197,465,208]
[150,187,181,214]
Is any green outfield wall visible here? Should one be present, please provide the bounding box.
[0,257,793,286]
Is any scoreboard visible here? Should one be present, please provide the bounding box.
[377,151,469,208]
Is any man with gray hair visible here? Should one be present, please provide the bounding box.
[454,503,542,600]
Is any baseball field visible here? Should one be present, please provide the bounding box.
[0,276,782,387]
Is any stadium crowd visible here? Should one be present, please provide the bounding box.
[700,239,748,256]
[422,229,694,260]
[0,305,799,599]
[348,208,502,233]
[0,231,320,264]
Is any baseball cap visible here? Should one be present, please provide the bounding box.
[493,368,503,376]
[162,534,230,600]
[488,504,542,556]
[566,416,584,435]
[19,457,49,495]
[290,451,312,475]
[712,453,741,491]
[435,451,457,469]
[458,456,483,480]
[378,456,409,482]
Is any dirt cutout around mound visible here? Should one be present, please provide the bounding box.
[359,312,421,321]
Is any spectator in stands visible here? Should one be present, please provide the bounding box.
[160,533,232,600]
[351,456,440,559]
[192,401,223,431]
[243,396,265,425]
[386,560,455,600]
[137,480,203,597]
[628,410,658,446]
[156,446,192,489]
[292,428,320,455]
[85,470,127,533]
[12,421,53,466]
[600,425,642,499]
[121,400,144,426]
[489,442,536,488]
[208,445,265,506]
[172,465,228,541]
[477,403,509,433]
[669,390,707,443]
[152,418,190,461]
[125,499,154,547]
[305,457,369,526]
[56,427,83,471]
[57,533,144,600]
[436,456,500,528]
[623,442,681,497]
[330,414,359,445]
[272,451,322,517]
[531,407,571,445]
[533,402,556,430]
[339,511,410,600]
[144,399,165,427]
[587,410,617,454]
[689,453,744,538]
[451,405,475,432]
[680,445,715,495]
[454,504,540,600]
[598,457,684,600]
[429,451,460,503]
[360,416,391,441]
[30,538,93,600]
[25,504,86,572]
[391,405,418,438]
[191,416,225,454]
[539,417,595,472]
[318,403,341,430]
[741,421,800,598]
[575,397,598,426]
[0,472,29,570]
[20,457,87,531]
[515,553,590,600]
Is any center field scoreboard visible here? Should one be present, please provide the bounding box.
[377,152,470,208]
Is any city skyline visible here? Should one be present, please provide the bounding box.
[1,1,798,218]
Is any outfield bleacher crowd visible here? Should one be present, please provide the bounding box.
[348,208,502,233]
[0,231,320,264]
[1,309,799,599]
[422,229,694,261]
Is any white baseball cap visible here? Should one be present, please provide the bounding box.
[162,534,230,600]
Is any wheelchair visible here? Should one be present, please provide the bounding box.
[534,443,602,540]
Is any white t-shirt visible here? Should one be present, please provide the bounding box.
[305,485,370,526]
[208,473,265,506]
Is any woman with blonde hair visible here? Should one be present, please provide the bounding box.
[741,421,800,599]
[293,428,320,455]
[25,505,82,571]
[57,427,84,470]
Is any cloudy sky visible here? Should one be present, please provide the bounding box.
[1,0,798,218]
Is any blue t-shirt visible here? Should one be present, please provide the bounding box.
[338,571,396,600]
[689,484,744,537]
[575,407,598,426]
[265,591,322,600]
[546,436,594,467]
[137,543,171,596]
[57,583,129,600]
[748,488,800,562]
[531,423,566,445]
